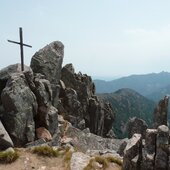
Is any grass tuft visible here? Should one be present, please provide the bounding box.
[0,149,19,164]
[62,146,74,170]
[32,145,74,169]
[84,155,123,170]
[83,158,95,170]
[95,156,109,169]
[64,150,72,162]
[106,156,123,166]
[32,145,59,157]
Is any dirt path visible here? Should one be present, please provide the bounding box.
[0,148,66,170]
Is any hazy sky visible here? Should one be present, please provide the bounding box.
[1,1,170,78]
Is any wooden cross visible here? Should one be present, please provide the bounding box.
[7,27,32,71]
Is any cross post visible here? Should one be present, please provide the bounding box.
[7,27,32,71]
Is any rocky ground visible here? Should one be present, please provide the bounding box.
[0,148,65,170]
[0,147,122,170]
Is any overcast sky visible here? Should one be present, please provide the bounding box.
[1,0,170,79]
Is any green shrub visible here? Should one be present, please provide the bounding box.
[0,149,19,163]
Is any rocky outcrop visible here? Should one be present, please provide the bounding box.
[0,121,14,150]
[36,105,58,135]
[98,88,155,138]
[142,125,169,170]
[30,41,64,85]
[0,63,32,106]
[24,71,58,136]
[70,152,91,170]
[60,64,115,137]
[155,125,169,170]
[153,95,169,128]
[1,72,37,146]
[142,129,157,170]
[122,134,142,170]
[36,127,52,141]
[30,41,64,107]
[0,65,58,146]
[0,40,115,150]
[121,97,170,170]
[88,97,115,137]
[0,63,31,81]
[32,73,58,135]
[61,63,95,100]
[126,117,148,138]
[60,123,124,152]
[59,87,84,129]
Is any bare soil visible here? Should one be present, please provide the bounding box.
[0,148,66,170]
[0,148,122,170]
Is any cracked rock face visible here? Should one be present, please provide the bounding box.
[126,117,148,138]
[30,41,64,85]
[70,152,91,170]
[0,63,32,81]
[122,109,170,170]
[0,120,14,150]
[0,65,58,147]
[0,41,115,150]
[1,73,37,146]
[122,134,142,170]
[60,64,115,137]
[153,96,169,128]
[30,41,64,107]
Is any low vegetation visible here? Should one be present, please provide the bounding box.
[84,158,95,170]
[32,145,59,157]
[64,149,73,162]
[63,147,73,170]
[32,145,73,169]
[106,156,123,166]
[84,155,122,170]
[95,156,109,169]
[0,148,19,164]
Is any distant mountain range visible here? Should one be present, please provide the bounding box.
[98,88,155,138]
[94,71,170,101]
[146,84,170,102]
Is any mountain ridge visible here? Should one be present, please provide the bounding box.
[98,88,155,138]
[94,71,170,98]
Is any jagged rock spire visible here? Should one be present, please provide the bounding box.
[153,95,169,128]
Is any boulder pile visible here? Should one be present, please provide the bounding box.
[0,41,115,149]
[122,96,170,170]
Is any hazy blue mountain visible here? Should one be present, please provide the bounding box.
[146,85,170,122]
[92,76,120,81]
[94,71,170,97]
[146,84,170,102]
[98,88,156,138]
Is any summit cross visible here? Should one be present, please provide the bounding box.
[7,27,32,71]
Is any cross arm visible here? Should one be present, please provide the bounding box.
[7,40,32,48]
